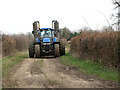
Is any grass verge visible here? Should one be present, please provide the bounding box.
[61,51,118,82]
[2,52,28,77]
[65,44,70,48]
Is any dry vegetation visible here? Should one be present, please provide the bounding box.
[70,29,118,69]
[2,33,33,57]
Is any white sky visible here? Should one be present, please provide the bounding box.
[0,0,115,34]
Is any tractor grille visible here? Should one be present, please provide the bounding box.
[43,46,50,51]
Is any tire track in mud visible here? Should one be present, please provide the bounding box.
[41,58,103,88]
[11,58,60,88]
[7,57,117,88]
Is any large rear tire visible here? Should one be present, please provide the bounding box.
[35,44,41,58]
[60,40,65,56]
[29,42,35,58]
[54,44,60,57]
[62,46,65,55]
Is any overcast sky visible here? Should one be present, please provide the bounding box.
[0,0,115,34]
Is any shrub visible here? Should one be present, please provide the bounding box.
[2,33,33,57]
[2,35,16,57]
[70,29,118,69]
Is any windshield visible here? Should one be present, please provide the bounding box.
[41,30,52,37]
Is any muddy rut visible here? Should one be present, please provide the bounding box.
[3,57,118,88]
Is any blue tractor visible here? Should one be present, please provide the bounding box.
[29,20,65,58]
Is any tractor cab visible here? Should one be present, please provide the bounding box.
[40,28,54,38]
[37,28,56,55]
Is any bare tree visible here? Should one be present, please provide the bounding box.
[113,0,120,9]
[111,0,120,30]
[96,11,111,28]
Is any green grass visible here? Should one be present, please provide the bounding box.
[39,59,44,68]
[61,51,118,82]
[2,52,28,77]
[65,44,70,48]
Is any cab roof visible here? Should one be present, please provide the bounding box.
[40,28,54,30]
